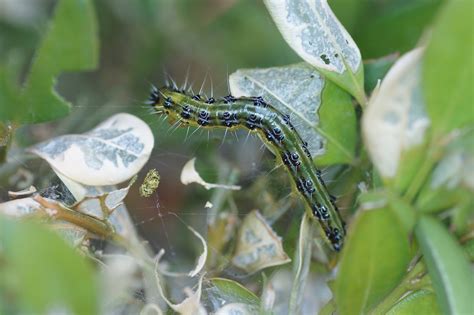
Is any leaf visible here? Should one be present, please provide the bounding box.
[316,79,356,165]
[180,157,241,190]
[0,216,98,314]
[417,129,474,213]
[154,266,206,315]
[415,216,474,315]
[232,210,290,273]
[289,213,314,315]
[29,113,154,186]
[422,0,474,138]
[156,222,208,278]
[229,63,356,164]
[21,0,98,123]
[363,48,430,186]
[334,208,410,315]
[0,197,41,217]
[263,0,365,104]
[363,53,398,94]
[208,278,260,307]
[386,290,441,315]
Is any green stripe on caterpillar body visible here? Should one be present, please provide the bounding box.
[147,85,345,251]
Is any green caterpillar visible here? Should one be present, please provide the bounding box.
[147,85,345,251]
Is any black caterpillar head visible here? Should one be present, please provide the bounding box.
[146,85,160,105]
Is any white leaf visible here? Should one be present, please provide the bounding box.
[0,197,41,217]
[363,48,430,178]
[55,170,87,202]
[154,261,207,315]
[30,113,154,186]
[180,158,241,190]
[263,0,365,102]
[232,210,290,273]
[140,304,164,315]
[264,0,361,74]
[229,63,325,157]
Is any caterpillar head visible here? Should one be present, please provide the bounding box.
[146,86,178,112]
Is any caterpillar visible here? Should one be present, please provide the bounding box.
[147,84,345,251]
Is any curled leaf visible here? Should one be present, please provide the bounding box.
[156,223,207,278]
[8,186,37,198]
[180,158,241,190]
[30,113,154,186]
[232,210,290,273]
[154,261,206,315]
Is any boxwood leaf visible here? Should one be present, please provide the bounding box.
[363,48,430,189]
[263,0,365,104]
[422,0,473,138]
[29,113,153,186]
[21,0,98,123]
[334,208,410,315]
[415,216,474,315]
[386,290,441,315]
[0,216,98,314]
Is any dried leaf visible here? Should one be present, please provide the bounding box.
[180,158,240,190]
[232,210,290,273]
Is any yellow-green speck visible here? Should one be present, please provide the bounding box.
[139,169,160,197]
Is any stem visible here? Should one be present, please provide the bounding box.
[404,145,439,202]
[34,195,116,238]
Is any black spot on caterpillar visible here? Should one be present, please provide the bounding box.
[147,85,346,251]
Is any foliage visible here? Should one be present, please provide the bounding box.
[0,0,472,314]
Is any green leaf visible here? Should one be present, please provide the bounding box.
[0,216,98,315]
[207,278,260,307]
[415,216,474,315]
[21,0,98,123]
[422,0,474,137]
[386,290,441,315]
[334,208,410,315]
[263,0,366,105]
[363,53,398,94]
[316,79,356,165]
